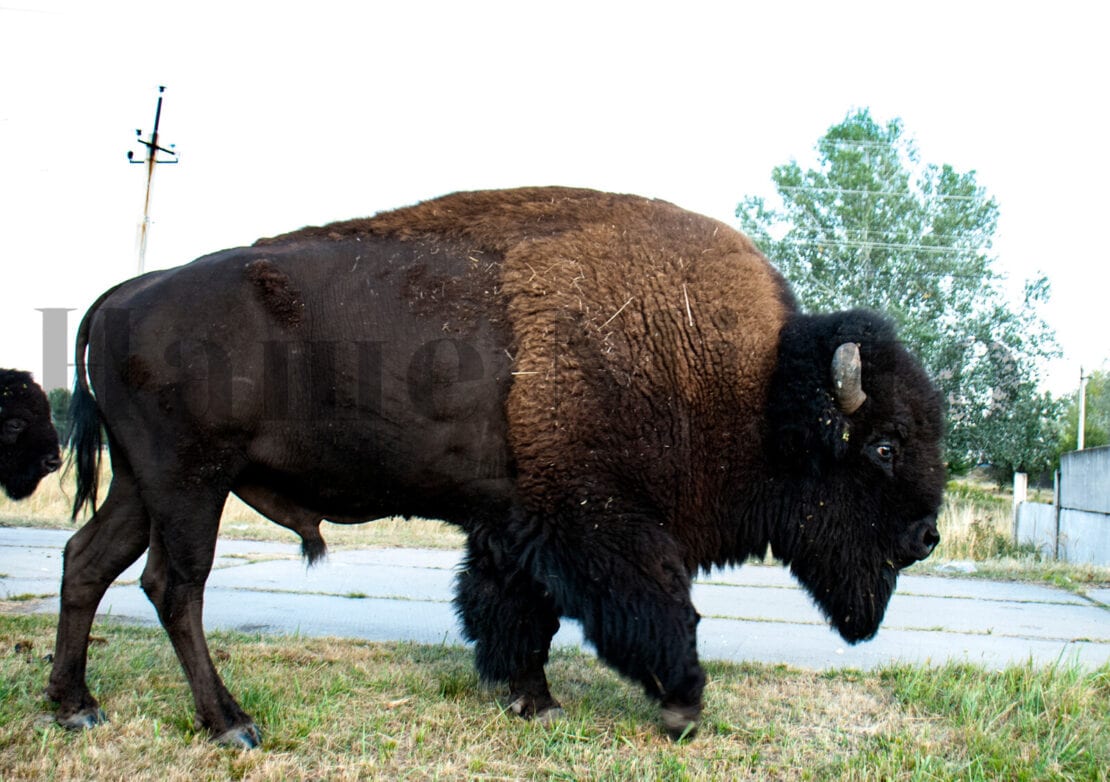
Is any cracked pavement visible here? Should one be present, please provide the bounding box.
[3,527,1108,671]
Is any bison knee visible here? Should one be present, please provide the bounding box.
[139,566,166,608]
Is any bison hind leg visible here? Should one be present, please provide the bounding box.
[48,468,151,733]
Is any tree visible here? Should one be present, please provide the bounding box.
[737,109,1059,472]
[47,387,72,443]
[1057,368,1110,454]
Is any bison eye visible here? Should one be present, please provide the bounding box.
[3,418,26,436]
[2,418,27,444]
[868,439,897,476]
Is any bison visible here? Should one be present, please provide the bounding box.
[50,187,944,746]
[0,369,62,500]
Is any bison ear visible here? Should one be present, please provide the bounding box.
[831,343,866,414]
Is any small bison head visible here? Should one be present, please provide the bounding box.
[767,311,945,643]
[0,370,62,500]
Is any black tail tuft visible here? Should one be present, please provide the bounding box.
[67,376,102,520]
[301,533,328,567]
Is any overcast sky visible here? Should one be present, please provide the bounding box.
[2,0,1106,394]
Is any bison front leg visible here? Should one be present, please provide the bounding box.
[455,527,563,722]
[536,520,706,741]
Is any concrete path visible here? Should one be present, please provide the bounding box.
[3,527,1108,671]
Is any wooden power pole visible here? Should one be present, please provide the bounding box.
[128,85,178,275]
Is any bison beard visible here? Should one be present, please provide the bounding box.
[49,187,945,747]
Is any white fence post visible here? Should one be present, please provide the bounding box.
[1012,472,1027,540]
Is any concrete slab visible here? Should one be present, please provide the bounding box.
[1087,589,1110,607]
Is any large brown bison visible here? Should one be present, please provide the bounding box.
[0,369,62,499]
[52,187,944,746]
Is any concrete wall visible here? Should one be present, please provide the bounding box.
[1060,447,1110,515]
[1014,501,1057,558]
[1013,446,1110,566]
[1058,509,1110,566]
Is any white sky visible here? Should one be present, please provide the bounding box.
[2,0,1106,395]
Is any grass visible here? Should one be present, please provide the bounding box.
[2,614,1106,780]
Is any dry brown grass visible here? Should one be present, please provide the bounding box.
[932,492,1015,562]
[0,458,463,550]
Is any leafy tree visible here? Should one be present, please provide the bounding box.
[737,109,1059,472]
[1057,368,1110,453]
[47,387,72,442]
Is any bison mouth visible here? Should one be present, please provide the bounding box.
[4,476,42,501]
[2,453,62,501]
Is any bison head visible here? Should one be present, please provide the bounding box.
[0,370,62,500]
[766,311,945,643]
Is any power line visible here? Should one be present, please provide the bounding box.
[818,139,907,149]
[775,238,992,256]
[779,239,989,255]
[776,186,982,202]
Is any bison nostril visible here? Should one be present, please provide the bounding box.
[921,526,940,551]
[42,453,63,473]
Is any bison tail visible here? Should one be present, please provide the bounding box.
[67,376,102,520]
[66,288,115,520]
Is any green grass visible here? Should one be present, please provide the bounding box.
[2,614,1107,780]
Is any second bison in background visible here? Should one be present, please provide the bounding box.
[0,369,61,500]
[56,187,944,746]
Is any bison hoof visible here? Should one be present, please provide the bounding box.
[534,705,566,724]
[508,694,564,723]
[57,707,108,731]
[213,723,262,749]
[661,705,699,742]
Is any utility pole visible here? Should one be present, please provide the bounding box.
[128,85,178,275]
[1078,366,1090,450]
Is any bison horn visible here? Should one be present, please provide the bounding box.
[831,342,867,414]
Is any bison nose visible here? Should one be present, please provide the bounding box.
[898,518,940,567]
[42,453,62,474]
[921,524,940,552]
